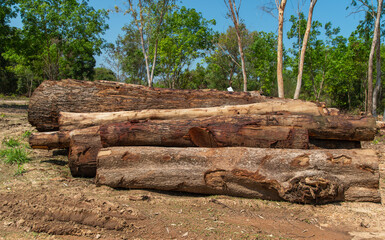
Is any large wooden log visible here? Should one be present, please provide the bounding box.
[28,79,268,131]
[67,126,102,177]
[96,147,381,204]
[30,114,375,150]
[66,124,308,177]
[29,131,70,149]
[100,115,376,147]
[59,100,327,131]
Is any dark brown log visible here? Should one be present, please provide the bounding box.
[28,79,267,131]
[100,118,309,149]
[29,131,70,149]
[58,100,327,131]
[30,114,376,150]
[68,126,101,177]
[96,147,381,204]
[100,115,376,147]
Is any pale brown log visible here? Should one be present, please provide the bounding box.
[59,100,326,131]
[28,79,266,131]
[29,131,70,149]
[96,147,380,204]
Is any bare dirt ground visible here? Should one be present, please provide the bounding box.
[0,99,384,240]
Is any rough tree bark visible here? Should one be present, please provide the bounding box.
[96,147,380,204]
[28,79,264,131]
[277,0,287,98]
[29,114,376,150]
[293,0,318,99]
[30,114,375,177]
[58,100,327,131]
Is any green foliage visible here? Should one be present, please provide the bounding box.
[1,0,109,96]
[94,67,117,81]
[156,6,216,88]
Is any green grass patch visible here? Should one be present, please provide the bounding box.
[22,130,33,138]
[2,137,22,148]
[0,148,30,165]
[0,134,31,175]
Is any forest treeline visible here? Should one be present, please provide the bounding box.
[0,0,384,113]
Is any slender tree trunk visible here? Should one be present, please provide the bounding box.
[372,30,382,116]
[277,0,287,98]
[367,0,383,115]
[293,0,318,99]
[227,0,247,92]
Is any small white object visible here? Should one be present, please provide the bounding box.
[227,86,234,92]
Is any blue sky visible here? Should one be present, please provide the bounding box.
[89,0,365,67]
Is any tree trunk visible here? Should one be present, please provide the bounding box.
[277,0,287,98]
[58,100,327,131]
[293,0,318,99]
[367,0,383,115]
[227,0,247,92]
[96,147,380,204]
[28,79,264,132]
[372,32,382,116]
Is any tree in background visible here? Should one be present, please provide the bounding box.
[350,0,383,115]
[2,0,108,96]
[0,0,18,94]
[276,0,287,98]
[293,0,317,99]
[224,0,247,92]
[94,67,117,81]
[123,0,173,87]
[156,7,215,89]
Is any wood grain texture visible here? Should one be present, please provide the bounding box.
[59,100,326,131]
[28,79,266,131]
[96,147,380,204]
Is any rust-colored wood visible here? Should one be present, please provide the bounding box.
[28,79,266,131]
[96,147,381,204]
[29,114,376,150]
[68,126,101,177]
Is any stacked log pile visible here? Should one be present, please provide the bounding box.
[28,79,381,204]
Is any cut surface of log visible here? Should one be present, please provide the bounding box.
[28,79,266,131]
[68,126,101,177]
[59,100,326,131]
[96,147,380,204]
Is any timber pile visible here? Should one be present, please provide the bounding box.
[28,79,381,204]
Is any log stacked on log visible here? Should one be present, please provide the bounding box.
[28,80,380,203]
